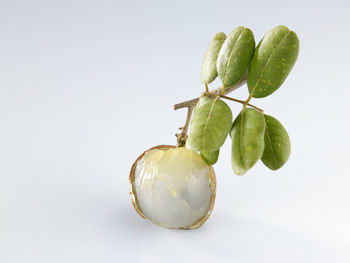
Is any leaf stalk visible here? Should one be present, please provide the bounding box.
[174,75,249,146]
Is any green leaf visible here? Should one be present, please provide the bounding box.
[247,25,299,98]
[261,114,291,170]
[200,150,219,165]
[201,32,226,84]
[187,96,233,152]
[231,108,265,175]
[217,26,255,88]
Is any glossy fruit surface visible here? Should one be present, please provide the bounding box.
[129,145,216,229]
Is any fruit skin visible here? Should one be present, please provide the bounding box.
[129,145,216,230]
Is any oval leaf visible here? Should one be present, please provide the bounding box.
[261,114,291,170]
[201,32,226,84]
[247,25,299,98]
[217,26,255,88]
[231,108,265,175]
[187,96,233,152]
[200,150,219,165]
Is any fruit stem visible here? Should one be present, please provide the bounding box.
[205,82,209,93]
[176,105,194,147]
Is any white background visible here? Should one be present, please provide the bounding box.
[1,0,349,262]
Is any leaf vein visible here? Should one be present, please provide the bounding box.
[223,28,245,86]
[265,122,279,167]
[250,31,291,96]
[239,110,245,168]
[201,97,220,150]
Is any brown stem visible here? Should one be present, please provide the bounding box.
[174,74,247,110]
[176,106,194,147]
[220,95,264,112]
[182,105,193,135]
[174,74,248,146]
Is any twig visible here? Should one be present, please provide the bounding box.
[174,74,247,110]
[220,95,263,112]
[176,106,194,147]
[182,105,193,135]
[174,74,248,146]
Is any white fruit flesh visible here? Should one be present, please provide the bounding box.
[132,147,214,229]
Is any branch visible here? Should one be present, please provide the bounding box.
[219,94,263,112]
[174,74,247,146]
[176,105,194,147]
[174,75,247,110]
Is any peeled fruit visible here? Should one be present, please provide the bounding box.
[129,145,216,229]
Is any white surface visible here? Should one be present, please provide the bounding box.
[1,0,349,262]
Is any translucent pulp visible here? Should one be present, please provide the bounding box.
[130,146,216,229]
